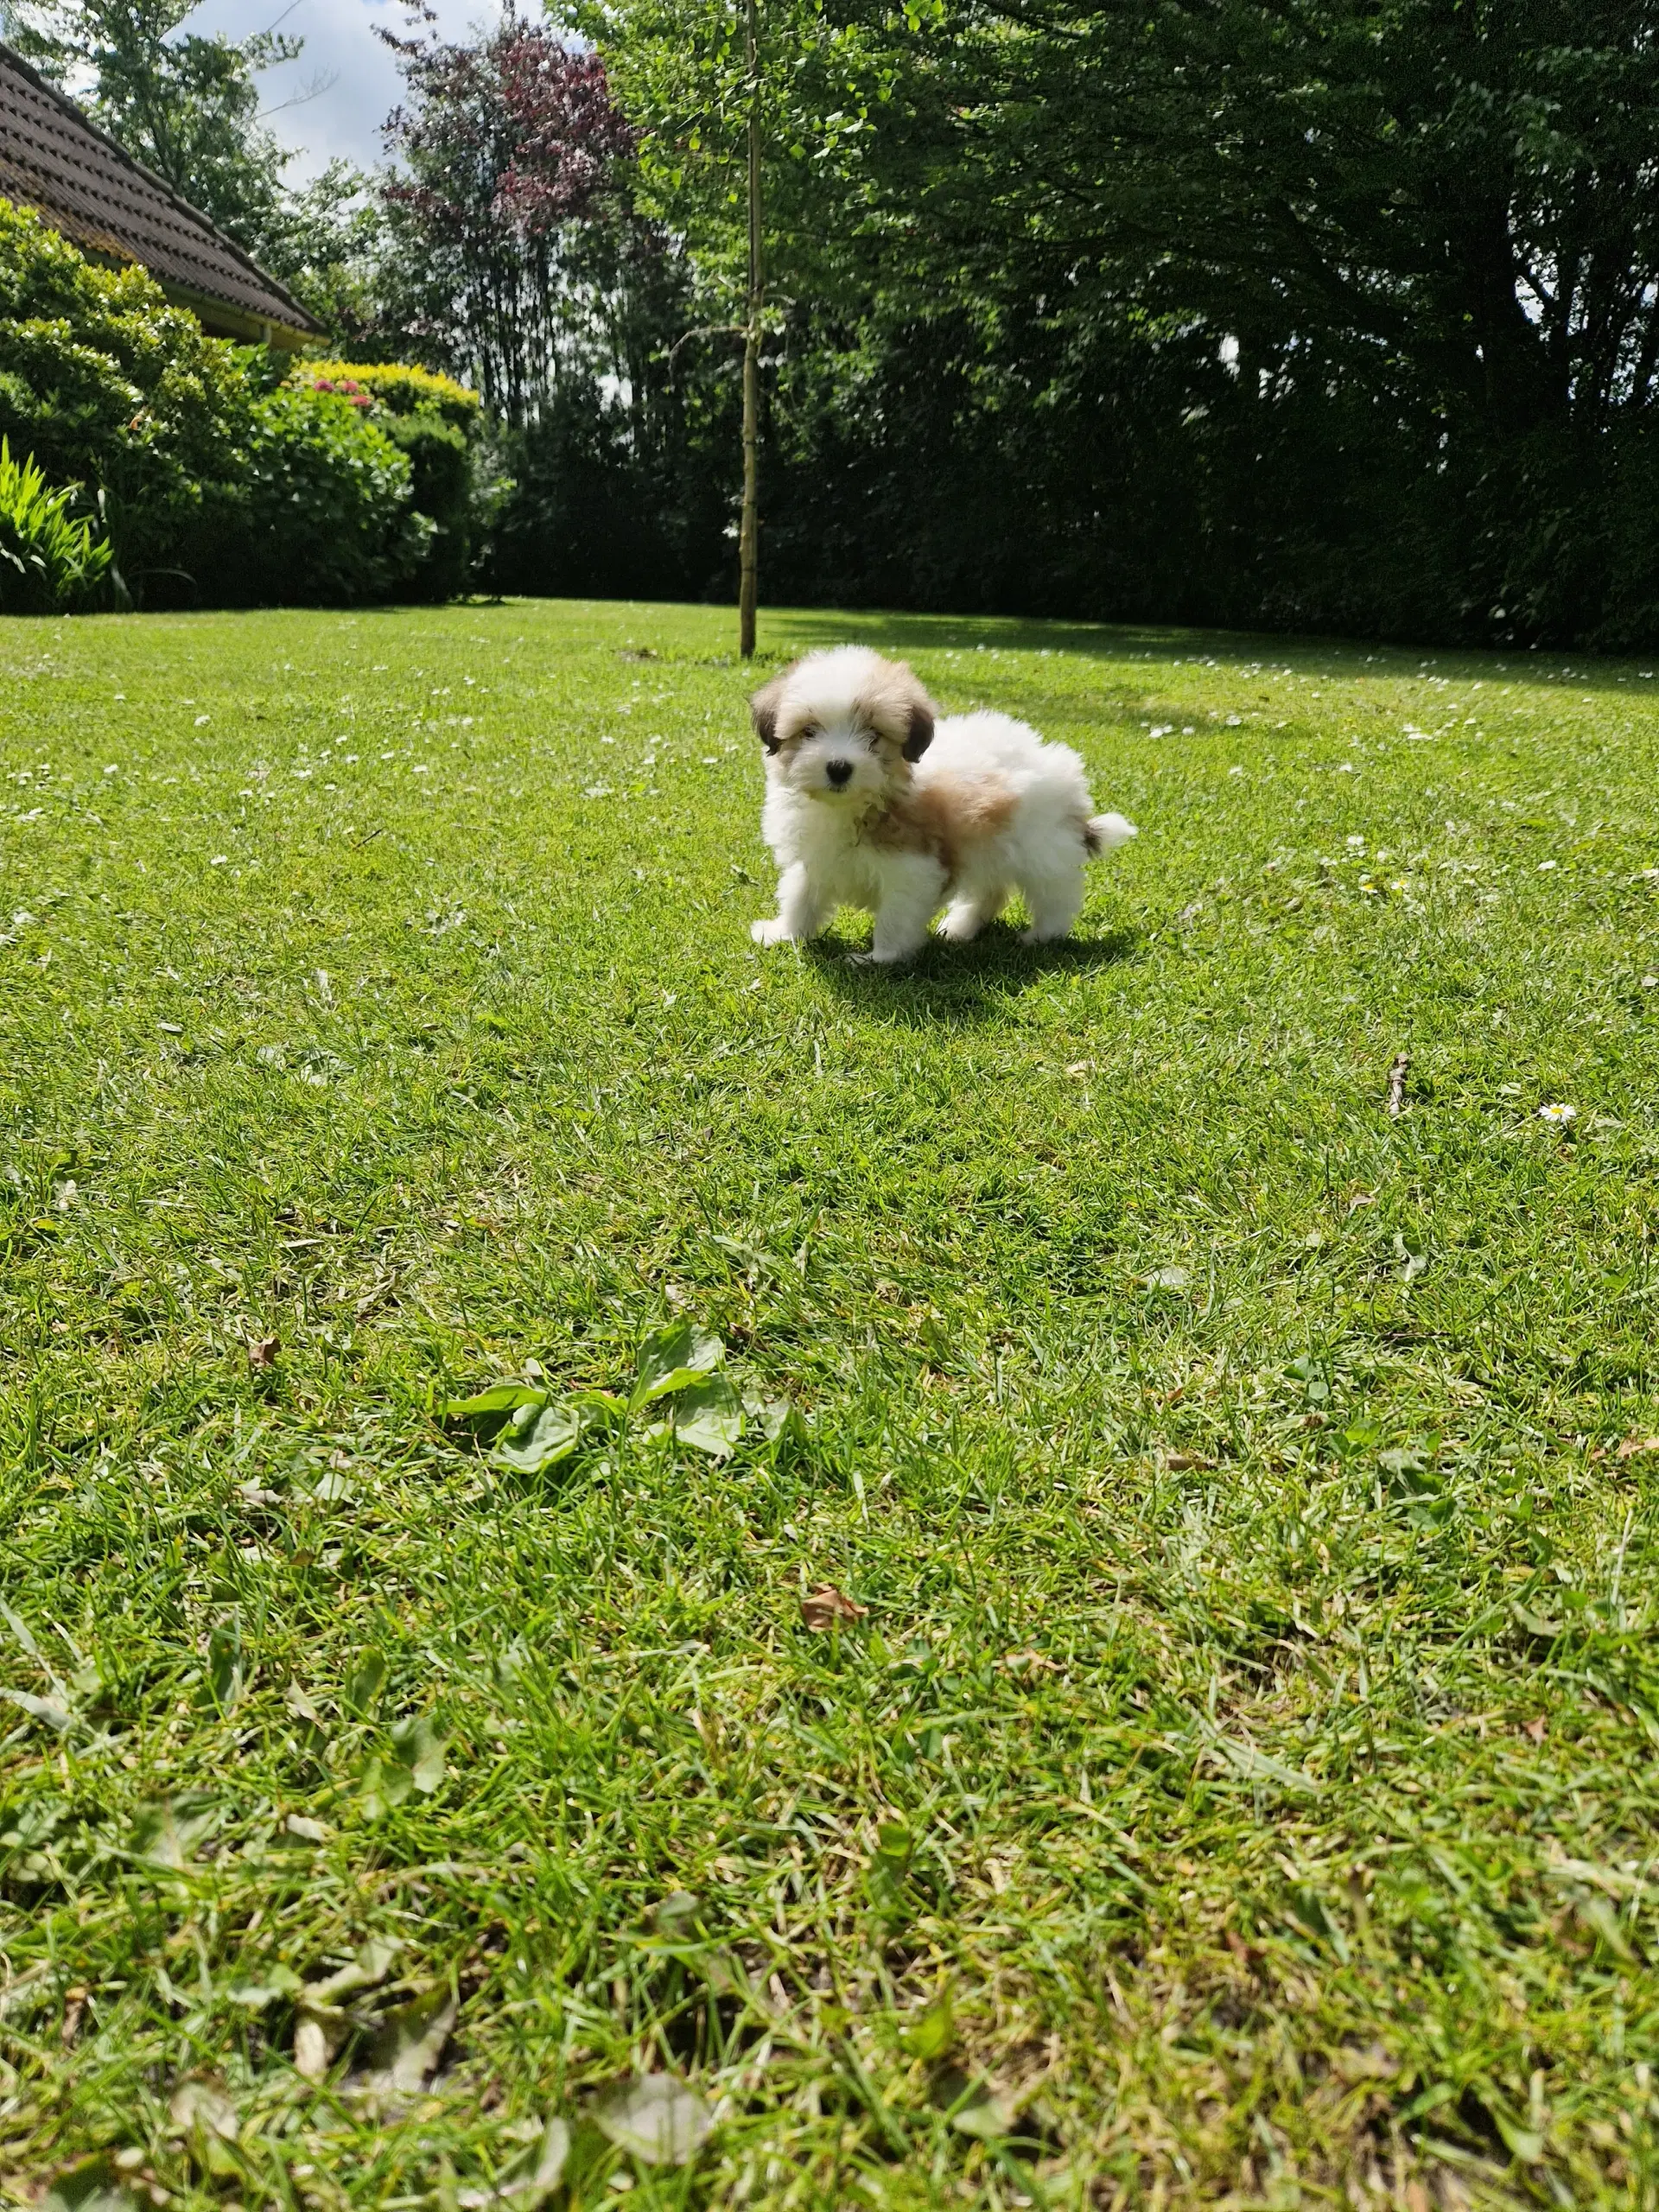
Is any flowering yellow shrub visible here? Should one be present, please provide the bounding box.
[296,359,481,429]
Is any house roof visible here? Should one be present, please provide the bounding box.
[0,38,321,343]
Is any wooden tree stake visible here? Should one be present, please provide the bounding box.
[738,0,761,659]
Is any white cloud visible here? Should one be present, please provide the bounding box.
[188,0,503,181]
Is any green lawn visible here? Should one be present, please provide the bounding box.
[3,598,1659,2211]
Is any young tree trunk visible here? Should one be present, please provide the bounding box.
[738,0,761,659]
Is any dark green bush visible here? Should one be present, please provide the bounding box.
[0,196,436,609]
[380,411,472,601]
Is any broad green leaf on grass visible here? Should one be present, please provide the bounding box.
[947,2081,1016,2139]
[128,1795,217,1870]
[633,1322,724,1403]
[206,1618,244,1713]
[1,1688,74,1732]
[492,1401,585,1473]
[749,1395,803,1445]
[224,1964,302,2007]
[874,1821,912,1866]
[41,2157,141,2212]
[345,1648,388,1715]
[443,1382,548,1422]
[307,1937,400,2006]
[1286,1885,1350,1961]
[594,2074,713,2165]
[360,1986,458,2095]
[931,2064,1015,2138]
[670,1371,743,1456]
[488,2117,571,2204]
[391,1714,448,1794]
[647,1889,701,1935]
[1484,2095,1547,2164]
[359,1755,413,1818]
[901,2000,955,2061]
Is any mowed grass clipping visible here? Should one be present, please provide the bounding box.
[3,599,1659,2211]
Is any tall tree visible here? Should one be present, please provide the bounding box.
[572,0,892,653]
[376,13,640,423]
[834,0,1659,435]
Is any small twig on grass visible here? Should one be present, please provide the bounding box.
[1387,1052,1410,1117]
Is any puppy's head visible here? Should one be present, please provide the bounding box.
[750,647,935,804]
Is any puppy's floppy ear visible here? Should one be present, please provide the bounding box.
[749,669,790,753]
[902,698,935,762]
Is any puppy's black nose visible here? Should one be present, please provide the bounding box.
[825,760,854,787]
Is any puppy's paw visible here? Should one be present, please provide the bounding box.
[751,918,794,946]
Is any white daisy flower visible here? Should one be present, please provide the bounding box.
[1537,1103,1576,1124]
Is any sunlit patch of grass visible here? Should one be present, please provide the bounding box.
[3,600,1659,2206]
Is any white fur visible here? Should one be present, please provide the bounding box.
[749,646,1135,963]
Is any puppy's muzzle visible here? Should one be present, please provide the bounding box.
[824,760,854,789]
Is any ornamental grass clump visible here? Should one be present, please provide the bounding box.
[0,436,111,612]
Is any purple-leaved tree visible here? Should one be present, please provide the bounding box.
[377,8,640,425]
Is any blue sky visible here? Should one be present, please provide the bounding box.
[187,0,505,181]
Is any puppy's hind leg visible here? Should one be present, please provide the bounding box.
[753,861,833,946]
[1017,858,1086,944]
[937,884,1010,943]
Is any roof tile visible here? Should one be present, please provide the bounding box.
[0,39,321,337]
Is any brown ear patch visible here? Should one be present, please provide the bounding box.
[749,672,789,753]
[903,700,934,761]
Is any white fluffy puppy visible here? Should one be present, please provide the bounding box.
[748,645,1135,963]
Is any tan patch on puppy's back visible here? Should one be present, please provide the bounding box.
[862,774,1019,885]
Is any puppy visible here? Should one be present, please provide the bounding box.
[748,645,1135,963]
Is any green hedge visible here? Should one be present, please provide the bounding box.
[0,199,481,609]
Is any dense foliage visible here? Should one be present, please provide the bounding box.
[557,0,1659,647]
[0,198,480,608]
[3,0,1655,640]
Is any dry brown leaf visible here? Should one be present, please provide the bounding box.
[248,1334,280,1372]
[293,2010,338,2083]
[168,2077,238,2142]
[1001,1650,1058,1675]
[60,1986,87,2048]
[800,1584,867,1632]
[1616,1436,1659,1459]
[1524,1715,1548,1743]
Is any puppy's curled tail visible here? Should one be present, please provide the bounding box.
[1083,811,1137,858]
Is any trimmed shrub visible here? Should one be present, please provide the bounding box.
[0,199,448,608]
[291,358,488,597]
[297,359,482,430]
[0,435,111,612]
[0,199,250,592]
[379,411,473,601]
[226,384,425,606]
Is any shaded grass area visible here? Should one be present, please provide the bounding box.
[3,598,1659,2207]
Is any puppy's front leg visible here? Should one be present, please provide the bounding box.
[752,862,831,946]
[859,854,947,964]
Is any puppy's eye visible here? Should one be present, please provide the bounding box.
[866,732,881,751]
